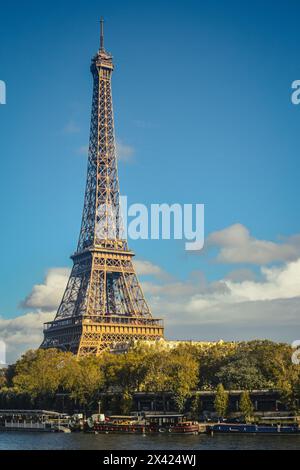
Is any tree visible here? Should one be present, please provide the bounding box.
[190,393,202,420]
[237,340,293,389]
[10,349,105,410]
[167,348,199,412]
[216,357,268,390]
[120,390,133,414]
[141,345,199,412]
[280,357,300,412]
[13,349,74,399]
[214,384,229,418]
[239,391,254,422]
[198,343,236,389]
[101,344,150,392]
[68,356,104,407]
[0,368,7,389]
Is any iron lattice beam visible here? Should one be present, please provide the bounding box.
[41,23,164,355]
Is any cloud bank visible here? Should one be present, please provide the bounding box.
[208,223,300,264]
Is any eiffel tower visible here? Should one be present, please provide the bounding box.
[41,20,164,355]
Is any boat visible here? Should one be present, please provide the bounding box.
[94,422,146,434]
[90,415,144,434]
[0,409,71,432]
[145,415,198,434]
[168,422,199,434]
[207,423,300,435]
[90,413,199,434]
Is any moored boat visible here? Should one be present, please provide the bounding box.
[90,413,199,434]
[207,423,300,435]
[0,409,71,433]
[145,414,198,434]
[168,421,199,434]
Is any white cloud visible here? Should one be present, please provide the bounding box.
[226,259,300,302]
[133,259,170,280]
[0,311,54,364]
[207,223,300,264]
[21,268,70,311]
[140,258,300,340]
[0,268,70,363]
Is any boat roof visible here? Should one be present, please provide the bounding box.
[145,414,184,418]
[0,409,68,416]
[261,416,297,420]
[108,415,137,419]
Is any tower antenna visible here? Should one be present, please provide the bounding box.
[100,17,104,50]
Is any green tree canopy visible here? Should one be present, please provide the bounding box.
[13,349,75,399]
[216,357,269,390]
[1,339,299,414]
[214,383,229,418]
[239,391,254,422]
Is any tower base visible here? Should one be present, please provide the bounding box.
[41,315,164,355]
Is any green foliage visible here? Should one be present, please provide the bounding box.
[3,343,199,413]
[190,393,202,419]
[167,347,199,411]
[67,356,104,406]
[100,344,153,401]
[216,357,268,390]
[278,373,300,412]
[13,349,75,399]
[120,391,133,414]
[1,339,299,414]
[239,391,254,422]
[140,344,199,411]
[198,343,237,389]
[236,340,294,388]
[0,368,7,389]
[7,349,104,408]
[198,340,300,395]
[214,383,229,418]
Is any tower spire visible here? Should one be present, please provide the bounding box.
[100,17,104,51]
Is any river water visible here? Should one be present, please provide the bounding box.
[0,432,300,450]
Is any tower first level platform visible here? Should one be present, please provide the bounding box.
[42,247,164,355]
[43,315,164,356]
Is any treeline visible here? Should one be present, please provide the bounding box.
[0,340,299,414]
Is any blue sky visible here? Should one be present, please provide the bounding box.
[1,0,300,359]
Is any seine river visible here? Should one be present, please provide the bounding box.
[0,432,300,450]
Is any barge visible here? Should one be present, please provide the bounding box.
[207,423,300,435]
[91,413,199,434]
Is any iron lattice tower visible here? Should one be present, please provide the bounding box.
[41,21,164,355]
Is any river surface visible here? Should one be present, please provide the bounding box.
[0,432,300,450]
